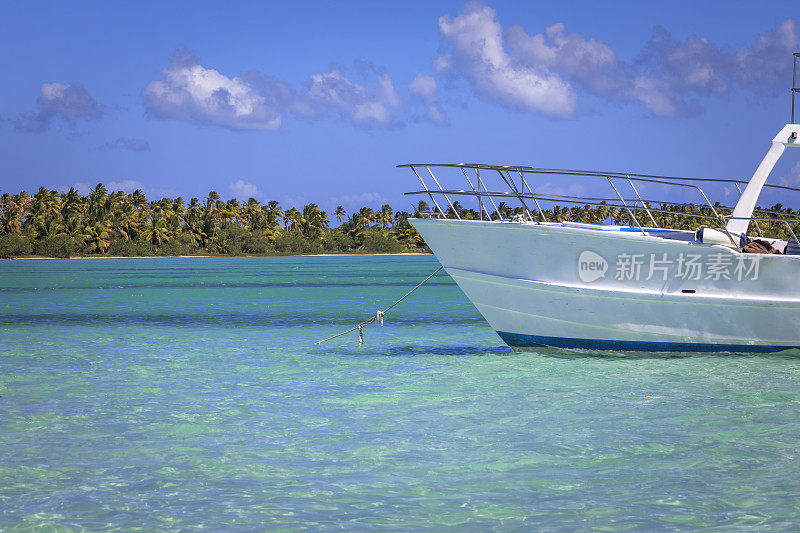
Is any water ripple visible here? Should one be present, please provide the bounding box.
[2,256,800,530]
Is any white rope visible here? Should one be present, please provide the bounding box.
[314,266,444,345]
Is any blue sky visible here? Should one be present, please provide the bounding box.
[1,1,799,212]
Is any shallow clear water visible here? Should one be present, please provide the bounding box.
[2,256,800,531]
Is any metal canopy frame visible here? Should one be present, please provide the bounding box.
[399,163,800,250]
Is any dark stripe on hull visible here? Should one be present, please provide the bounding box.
[496,331,800,353]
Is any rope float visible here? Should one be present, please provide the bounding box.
[314,266,444,346]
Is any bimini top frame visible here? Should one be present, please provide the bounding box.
[398,161,800,251]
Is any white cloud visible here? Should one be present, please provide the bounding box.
[632,76,679,118]
[631,27,730,116]
[294,68,401,127]
[631,20,797,117]
[143,49,288,131]
[229,179,261,200]
[144,52,408,130]
[736,19,799,91]
[426,105,447,126]
[433,3,797,119]
[435,1,576,118]
[409,74,447,125]
[506,22,628,95]
[780,161,800,187]
[16,82,103,132]
[409,74,437,99]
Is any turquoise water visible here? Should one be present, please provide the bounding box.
[2,256,800,531]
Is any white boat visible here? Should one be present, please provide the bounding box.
[403,57,800,353]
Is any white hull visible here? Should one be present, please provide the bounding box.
[412,218,800,352]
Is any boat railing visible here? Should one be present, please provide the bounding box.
[399,163,800,250]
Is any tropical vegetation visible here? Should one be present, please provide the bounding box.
[0,185,428,258]
[0,184,798,258]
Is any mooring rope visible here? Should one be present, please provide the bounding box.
[314,266,444,345]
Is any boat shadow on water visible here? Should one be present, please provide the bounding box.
[512,345,800,360]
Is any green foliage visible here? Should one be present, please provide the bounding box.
[210,225,277,256]
[392,214,426,251]
[274,230,307,254]
[8,178,800,261]
[274,230,323,254]
[361,231,403,253]
[34,235,74,258]
[110,238,155,257]
[303,239,324,255]
[323,230,355,252]
[0,235,33,258]
[0,183,435,257]
[156,238,194,257]
[243,234,274,255]
[214,226,250,256]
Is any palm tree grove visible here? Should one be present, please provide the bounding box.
[1,183,799,258]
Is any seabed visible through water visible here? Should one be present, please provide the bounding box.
[1,256,800,530]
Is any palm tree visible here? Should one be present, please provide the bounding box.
[188,227,208,247]
[186,197,201,223]
[82,221,111,253]
[34,214,62,240]
[284,207,302,231]
[61,188,83,219]
[496,202,512,220]
[378,204,393,227]
[394,215,424,248]
[32,187,59,219]
[445,201,463,219]
[341,213,367,243]
[221,199,240,228]
[394,210,409,226]
[301,203,328,239]
[169,197,185,232]
[112,202,140,241]
[204,191,221,237]
[358,206,375,227]
[0,180,502,256]
[205,191,220,208]
[264,200,283,229]
[243,198,261,230]
[144,214,170,246]
[88,183,108,222]
[334,205,347,224]
[0,193,21,234]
